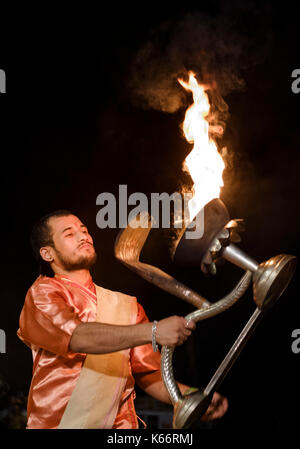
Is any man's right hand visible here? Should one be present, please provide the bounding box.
[155,316,196,347]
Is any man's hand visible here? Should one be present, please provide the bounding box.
[200,392,228,421]
[155,316,196,347]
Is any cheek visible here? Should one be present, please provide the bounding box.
[56,239,77,255]
[68,240,79,254]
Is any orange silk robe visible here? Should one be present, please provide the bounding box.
[17,274,162,429]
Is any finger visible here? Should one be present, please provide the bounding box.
[200,395,223,421]
[181,335,188,344]
[210,405,225,420]
[214,395,228,412]
[184,319,193,329]
[187,320,196,330]
[220,397,229,414]
[207,398,228,420]
[175,336,184,346]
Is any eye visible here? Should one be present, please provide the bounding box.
[65,233,74,237]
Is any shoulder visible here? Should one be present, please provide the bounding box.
[30,275,59,287]
[29,275,66,292]
[26,275,69,303]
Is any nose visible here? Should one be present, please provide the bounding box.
[77,230,91,243]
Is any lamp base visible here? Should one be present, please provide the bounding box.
[173,390,213,429]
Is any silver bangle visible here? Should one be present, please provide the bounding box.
[152,320,158,352]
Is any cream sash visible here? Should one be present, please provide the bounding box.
[58,285,137,429]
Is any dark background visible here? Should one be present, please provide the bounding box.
[0,0,299,431]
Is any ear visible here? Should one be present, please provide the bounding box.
[40,246,54,263]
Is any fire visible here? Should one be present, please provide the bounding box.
[178,72,225,222]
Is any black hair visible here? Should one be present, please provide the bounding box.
[30,209,73,276]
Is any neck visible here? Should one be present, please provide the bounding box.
[53,267,91,285]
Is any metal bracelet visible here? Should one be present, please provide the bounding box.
[152,320,158,352]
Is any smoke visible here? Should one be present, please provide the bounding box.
[126,2,273,116]
[123,2,274,252]
[124,2,274,200]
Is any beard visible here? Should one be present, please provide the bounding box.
[55,246,98,271]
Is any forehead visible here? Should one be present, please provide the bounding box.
[48,215,85,234]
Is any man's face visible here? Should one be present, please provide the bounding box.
[45,215,97,271]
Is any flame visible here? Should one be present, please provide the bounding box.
[178,72,225,222]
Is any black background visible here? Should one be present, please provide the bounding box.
[0,1,299,431]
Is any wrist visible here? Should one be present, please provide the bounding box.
[139,322,153,344]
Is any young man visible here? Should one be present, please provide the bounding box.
[17,210,228,429]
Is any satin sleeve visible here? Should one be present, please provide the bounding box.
[17,279,82,357]
[130,302,162,390]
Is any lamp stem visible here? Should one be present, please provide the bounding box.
[222,244,259,272]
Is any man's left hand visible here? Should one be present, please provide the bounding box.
[200,392,228,421]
